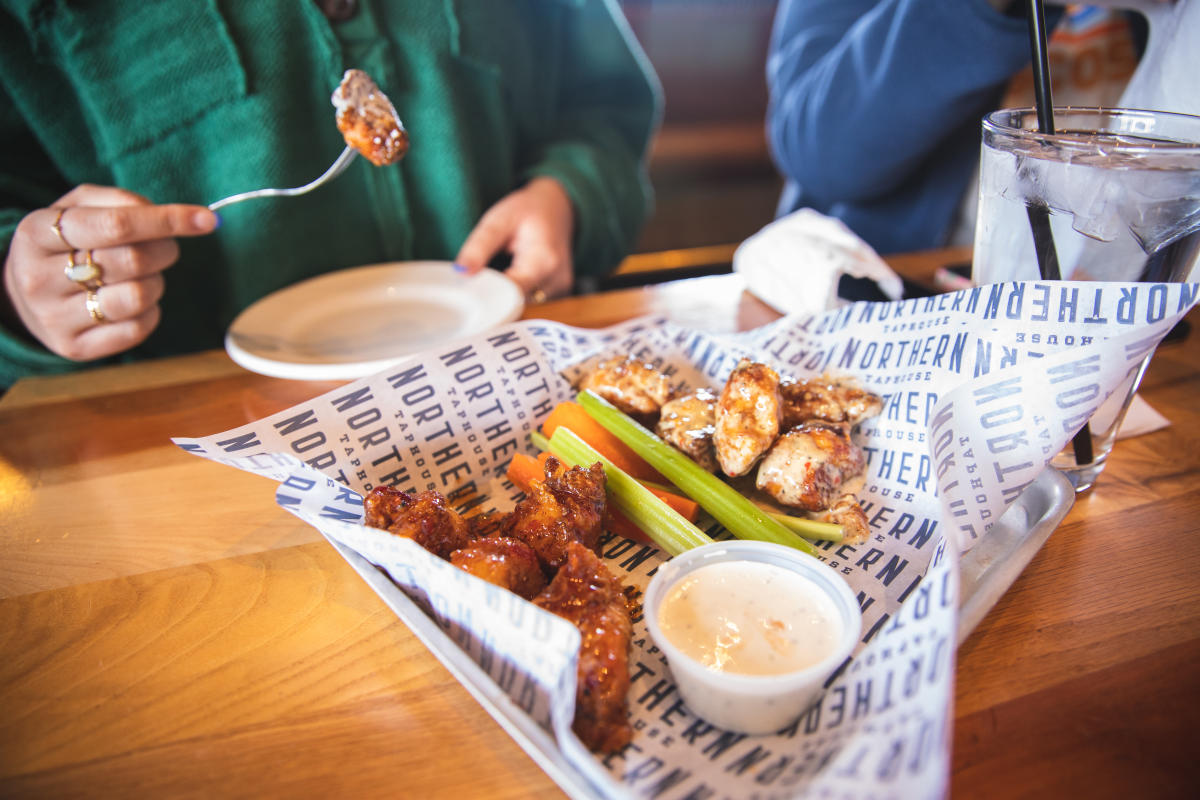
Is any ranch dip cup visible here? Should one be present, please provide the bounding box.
[644,541,862,735]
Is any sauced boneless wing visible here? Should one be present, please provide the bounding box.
[655,387,719,472]
[578,356,673,418]
[780,375,883,428]
[755,422,866,513]
[450,536,547,600]
[534,541,633,754]
[713,359,783,477]
[364,486,474,559]
[501,457,607,572]
[364,465,633,754]
[331,69,409,166]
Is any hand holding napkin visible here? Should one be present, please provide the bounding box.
[733,208,904,315]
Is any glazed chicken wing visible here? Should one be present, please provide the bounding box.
[364,486,474,559]
[655,387,719,472]
[332,68,409,166]
[578,356,673,418]
[713,359,783,477]
[780,375,883,429]
[501,456,607,572]
[756,421,866,512]
[450,536,547,600]
[534,541,633,754]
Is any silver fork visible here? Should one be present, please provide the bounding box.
[207,146,357,211]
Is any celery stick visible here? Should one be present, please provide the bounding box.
[766,511,843,543]
[545,427,712,556]
[576,390,820,556]
[538,421,840,543]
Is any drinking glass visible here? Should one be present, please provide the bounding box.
[972,107,1200,492]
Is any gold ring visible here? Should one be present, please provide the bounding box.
[51,207,75,250]
[529,288,548,304]
[64,249,103,291]
[85,290,107,323]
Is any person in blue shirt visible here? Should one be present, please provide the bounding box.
[766,0,1062,255]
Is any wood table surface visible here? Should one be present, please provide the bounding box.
[2,248,1197,799]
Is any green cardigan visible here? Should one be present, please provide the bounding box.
[0,0,660,386]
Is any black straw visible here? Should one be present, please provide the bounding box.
[1023,0,1093,466]
[1026,0,1056,136]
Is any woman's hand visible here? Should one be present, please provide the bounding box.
[2,185,219,361]
[454,176,576,301]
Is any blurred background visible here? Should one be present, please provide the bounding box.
[618,0,782,257]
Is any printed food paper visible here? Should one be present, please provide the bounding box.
[174,279,1197,799]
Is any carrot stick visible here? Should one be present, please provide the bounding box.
[645,486,698,522]
[542,401,667,484]
[605,508,652,544]
[505,451,544,492]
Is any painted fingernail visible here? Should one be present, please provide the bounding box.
[452,262,468,273]
[196,210,221,231]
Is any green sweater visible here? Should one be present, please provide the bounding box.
[0,0,660,386]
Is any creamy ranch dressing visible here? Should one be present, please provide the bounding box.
[657,560,842,676]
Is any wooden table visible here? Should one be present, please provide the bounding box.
[2,249,1197,799]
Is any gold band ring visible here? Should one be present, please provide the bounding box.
[64,249,103,292]
[51,207,75,250]
[85,290,107,323]
[529,288,548,305]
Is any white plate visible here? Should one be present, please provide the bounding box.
[226,261,524,380]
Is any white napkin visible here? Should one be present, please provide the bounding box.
[1117,394,1171,439]
[732,208,904,316]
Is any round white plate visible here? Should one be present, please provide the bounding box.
[225,261,524,380]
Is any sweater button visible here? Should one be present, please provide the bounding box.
[315,0,358,22]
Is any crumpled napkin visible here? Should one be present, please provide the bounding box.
[733,208,904,315]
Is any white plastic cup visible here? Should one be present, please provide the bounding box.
[643,541,862,735]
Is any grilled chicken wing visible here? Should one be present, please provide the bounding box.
[655,387,719,472]
[364,486,474,559]
[578,356,673,418]
[816,493,871,545]
[756,421,866,512]
[450,536,548,600]
[713,359,783,477]
[780,375,883,429]
[501,456,607,572]
[534,540,633,754]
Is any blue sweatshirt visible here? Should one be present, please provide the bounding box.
[767,0,1057,254]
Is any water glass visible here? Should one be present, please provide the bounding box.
[972,107,1200,492]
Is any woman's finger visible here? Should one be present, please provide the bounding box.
[72,275,165,326]
[33,285,160,362]
[40,185,151,252]
[454,209,513,275]
[56,184,152,210]
[68,239,181,289]
[69,305,162,362]
[32,202,218,253]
